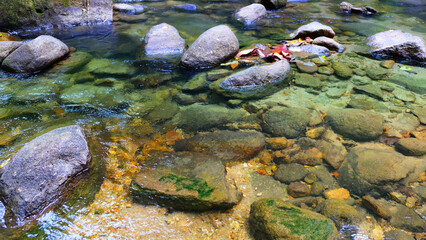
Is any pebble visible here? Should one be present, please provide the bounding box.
[380,60,395,69]
[323,188,350,200]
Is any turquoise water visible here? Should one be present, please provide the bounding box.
[0,0,425,238]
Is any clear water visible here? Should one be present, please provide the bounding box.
[0,0,425,239]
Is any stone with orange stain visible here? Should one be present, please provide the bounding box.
[266,137,288,150]
[324,188,350,200]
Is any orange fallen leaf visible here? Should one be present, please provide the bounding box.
[230,61,239,69]
[256,169,267,175]
[341,93,353,97]
[321,113,327,120]
[402,132,411,138]
[331,171,339,179]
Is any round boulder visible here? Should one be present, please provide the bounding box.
[0,125,90,222]
[1,35,69,73]
[144,23,186,56]
[290,22,335,39]
[367,30,426,65]
[181,25,239,69]
[211,60,292,99]
[235,4,267,26]
[326,108,383,141]
[312,37,344,53]
[0,41,23,64]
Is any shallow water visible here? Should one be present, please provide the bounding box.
[0,0,425,239]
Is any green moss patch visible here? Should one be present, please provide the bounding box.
[159,174,215,199]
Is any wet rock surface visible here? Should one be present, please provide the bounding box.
[0,125,90,223]
[290,22,335,39]
[312,37,344,52]
[249,198,337,240]
[171,103,248,131]
[144,23,185,56]
[395,138,426,156]
[235,4,267,26]
[181,25,239,69]
[326,108,383,141]
[174,130,265,162]
[130,151,241,211]
[2,35,69,73]
[262,107,311,138]
[367,30,426,65]
[211,60,292,99]
[338,148,426,196]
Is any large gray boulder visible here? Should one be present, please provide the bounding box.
[2,35,69,73]
[0,41,23,64]
[174,130,265,162]
[262,107,312,138]
[130,151,241,211]
[235,4,267,26]
[181,25,239,69]
[211,60,292,99]
[367,30,426,64]
[338,148,426,196]
[0,125,91,223]
[249,198,337,240]
[290,22,335,39]
[326,108,383,141]
[144,23,186,56]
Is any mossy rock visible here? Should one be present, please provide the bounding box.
[130,152,241,211]
[249,198,337,240]
[332,62,353,79]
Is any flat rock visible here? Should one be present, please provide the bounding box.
[174,130,265,162]
[315,140,346,169]
[313,37,344,52]
[367,30,426,65]
[130,151,241,211]
[2,35,69,73]
[0,41,22,63]
[290,22,335,39]
[171,103,249,131]
[249,198,337,240]
[0,125,90,223]
[235,4,267,26]
[362,195,391,219]
[395,138,426,156]
[288,182,311,198]
[326,108,383,141]
[262,107,312,138]
[144,23,185,56]
[338,148,426,196]
[385,230,415,240]
[181,25,239,69]
[113,3,145,14]
[211,60,292,99]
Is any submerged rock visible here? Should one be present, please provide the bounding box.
[249,198,337,240]
[0,41,22,64]
[262,107,311,138]
[181,25,239,69]
[254,0,287,10]
[313,37,344,52]
[59,84,126,108]
[51,51,93,74]
[290,22,335,39]
[326,108,383,141]
[171,103,249,131]
[395,138,426,156]
[367,30,426,65]
[84,58,136,78]
[174,130,265,162]
[274,163,308,183]
[338,148,426,196]
[0,125,90,223]
[290,45,330,57]
[315,198,361,228]
[235,4,267,27]
[144,23,185,56]
[130,151,241,211]
[2,35,69,73]
[211,60,292,99]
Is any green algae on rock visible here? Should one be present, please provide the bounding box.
[262,106,311,139]
[249,198,337,240]
[130,151,241,211]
